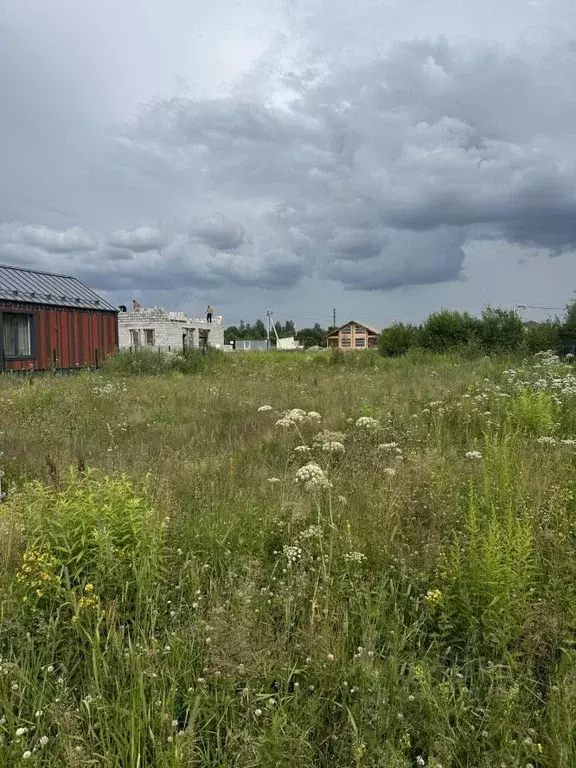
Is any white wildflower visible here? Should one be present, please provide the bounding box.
[294,445,311,453]
[337,495,348,505]
[313,430,346,446]
[257,405,273,412]
[275,408,308,427]
[327,653,335,662]
[16,727,28,737]
[377,442,398,451]
[294,462,331,491]
[383,467,396,476]
[254,708,263,717]
[355,416,380,430]
[307,411,321,421]
[536,436,557,445]
[39,736,49,747]
[298,525,322,540]
[321,441,345,454]
[267,477,281,483]
[22,752,32,760]
[283,545,303,566]
[343,551,366,563]
[465,450,483,460]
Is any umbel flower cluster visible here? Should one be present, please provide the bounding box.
[275,409,322,427]
[294,462,332,491]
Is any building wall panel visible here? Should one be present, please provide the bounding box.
[0,303,118,371]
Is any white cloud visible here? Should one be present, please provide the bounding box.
[107,227,167,252]
[15,225,96,253]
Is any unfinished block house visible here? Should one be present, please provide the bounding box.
[118,307,224,352]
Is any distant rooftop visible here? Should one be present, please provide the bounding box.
[0,264,116,312]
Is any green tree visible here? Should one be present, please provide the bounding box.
[562,296,576,333]
[419,309,481,352]
[479,307,525,352]
[296,325,327,347]
[525,320,561,354]
[253,319,267,339]
[378,323,418,357]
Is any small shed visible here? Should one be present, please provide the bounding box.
[326,321,379,350]
[0,264,118,371]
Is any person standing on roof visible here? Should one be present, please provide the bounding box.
[206,305,213,323]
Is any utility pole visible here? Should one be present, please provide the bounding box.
[332,308,336,328]
[266,309,272,351]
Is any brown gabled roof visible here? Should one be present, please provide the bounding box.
[327,320,380,337]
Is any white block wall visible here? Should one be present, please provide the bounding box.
[118,309,224,351]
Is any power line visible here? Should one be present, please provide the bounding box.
[514,304,564,312]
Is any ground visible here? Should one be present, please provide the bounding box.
[0,349,575,767]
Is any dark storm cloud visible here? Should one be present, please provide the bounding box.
[117,35,576,290]
[2,0,576,307]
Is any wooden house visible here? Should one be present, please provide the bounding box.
[326,321,379,350]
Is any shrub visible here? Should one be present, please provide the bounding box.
[419,309,481,352]
[5,470,164,622]
[479,307,525,352]
[378,323,418,357]
[432,492,535,655]
[525,320,561,354]
[510,390,557,435]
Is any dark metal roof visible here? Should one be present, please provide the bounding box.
[0,264,117,312]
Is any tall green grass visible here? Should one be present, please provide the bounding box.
[0,351,575,765]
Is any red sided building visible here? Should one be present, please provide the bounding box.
[0,264,118,371]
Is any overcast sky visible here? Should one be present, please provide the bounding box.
[1,0,576,327]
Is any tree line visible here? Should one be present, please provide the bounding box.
[378,306,567,357]
[225,301,575,355]
[224,320,332,347]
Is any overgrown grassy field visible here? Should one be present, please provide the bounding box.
[1,349,576,767]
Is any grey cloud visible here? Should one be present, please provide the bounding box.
[190,214,246,251]
[2,0,576,314]
[120,35,576,291]
[327,228,390,260]
[324,228,467,290]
